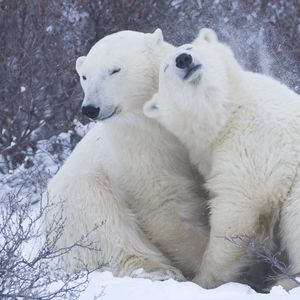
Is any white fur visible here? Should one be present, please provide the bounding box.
[144,28,300,290]
[44,29,209,281]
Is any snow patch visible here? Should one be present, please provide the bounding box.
[78,271,300,300]
[46,25,54,33]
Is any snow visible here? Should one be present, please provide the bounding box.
[78,271,300,300]
[0,121,93,204]
[46,25,54,33]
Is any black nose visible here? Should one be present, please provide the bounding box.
[82,105,100,119]
[176,53,192,69]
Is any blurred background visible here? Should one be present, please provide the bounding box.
[0,0,300,177]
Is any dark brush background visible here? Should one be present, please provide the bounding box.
[1,0,299,173]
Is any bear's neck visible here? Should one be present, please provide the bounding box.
[176,81,244,178]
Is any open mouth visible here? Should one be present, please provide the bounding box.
[183,64,201,80]
[99,106,119,121]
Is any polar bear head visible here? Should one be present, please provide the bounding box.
[76,29,172,121]
[144,28,242,146]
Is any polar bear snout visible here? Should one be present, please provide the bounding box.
[82,105,100,119]
[176,53,192,69]
[174,52,202,82]
[82,104,118,121]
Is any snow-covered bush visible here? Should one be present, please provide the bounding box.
[0,183,101,299]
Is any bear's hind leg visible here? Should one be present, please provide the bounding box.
[45,171,184,281]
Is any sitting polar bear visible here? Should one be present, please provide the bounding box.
[44,29,209,281]
[144,28,300,290]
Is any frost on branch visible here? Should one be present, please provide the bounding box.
[225,235,300,289]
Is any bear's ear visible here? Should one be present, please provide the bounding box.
[143,95,160,119]
[148,28,164,45]
[76,56,86,73]
[193,28,218,45]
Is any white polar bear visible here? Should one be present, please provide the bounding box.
[44,29,209,281]
[144,28,300,290]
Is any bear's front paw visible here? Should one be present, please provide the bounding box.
[131,266,185,282]
[192,271,223,289]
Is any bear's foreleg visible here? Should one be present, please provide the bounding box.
[193,194,263,288]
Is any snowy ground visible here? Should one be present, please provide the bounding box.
[79,271,300,300]
[1,122,300,299]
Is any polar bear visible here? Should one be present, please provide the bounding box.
[44,29,209,281]
[144,28,300,290]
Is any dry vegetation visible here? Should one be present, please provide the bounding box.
[0,0,299,173]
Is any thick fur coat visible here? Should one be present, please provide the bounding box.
[44,29,209,281]
[144,28,300,290]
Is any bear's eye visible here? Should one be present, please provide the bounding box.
[110,68,121,75]
[82,75,87,80]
